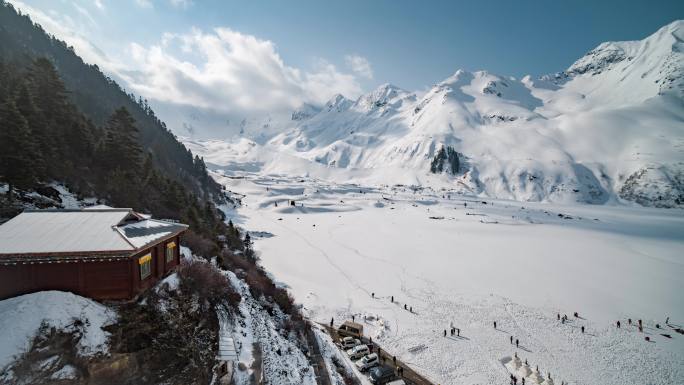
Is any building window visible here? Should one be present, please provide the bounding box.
[139,253,152,279]
[166,241,176,263]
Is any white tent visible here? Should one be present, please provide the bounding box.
[506,354,522,371]
[528,368,544,384]
[517,362,532,378]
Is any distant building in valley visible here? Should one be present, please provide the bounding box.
[0,208,187,300]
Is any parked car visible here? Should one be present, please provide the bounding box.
[338,336,361,349]
[387,380,406,385]
[369,365,396,384]
[355,352,379,371]
[346,344,370,360]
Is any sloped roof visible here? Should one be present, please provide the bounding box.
[0,209,187,258]
[117,219,188,249]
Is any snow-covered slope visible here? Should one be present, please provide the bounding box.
[215,172,684,385]
[0,291,115,372]
[188,21,684,208]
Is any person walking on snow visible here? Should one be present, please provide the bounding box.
[444,329,447,337]
[494,321,497,329]
[515,339,519,348]
[617,320,621,328]
[457,328,460,337]
[330,317,334,328]
[581,326,585,333]
[510,335,513,344]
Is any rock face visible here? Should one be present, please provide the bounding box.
[430,146,461,175]
[619,165,684,208]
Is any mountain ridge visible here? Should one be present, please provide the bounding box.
[188,20,684,208]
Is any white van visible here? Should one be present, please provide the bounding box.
[387,380,406,385]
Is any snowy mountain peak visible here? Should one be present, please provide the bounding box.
[568,20,683,75]
[548,19,684,100]
[354,83,413,112]
[291,103,322,121]
[439,69,475,87]
[324,94,353,112]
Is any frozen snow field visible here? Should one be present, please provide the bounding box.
[216,172,684,385]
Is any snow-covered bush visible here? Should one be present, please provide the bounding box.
[177,259,241,312]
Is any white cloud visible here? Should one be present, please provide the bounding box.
[72,3,97,27]
[8,1,116,73]
[133,0,193,9]
[120,28,363,114]
[135,0,153,9]
[345,54,373,79]
[169,0,193,9]
[7,1,366,137]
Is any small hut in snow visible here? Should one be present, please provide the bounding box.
[0,208,187,300]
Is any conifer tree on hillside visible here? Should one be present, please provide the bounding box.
[12,81,46,179]
[0,99,38,193]
[0,3,224,203]
[102,107,143,173]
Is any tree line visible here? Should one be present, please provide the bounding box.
[0,58,223,241]
[0,1,221,202]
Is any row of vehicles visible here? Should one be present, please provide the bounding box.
[336,321,405,385]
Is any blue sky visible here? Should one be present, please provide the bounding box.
[7,0,683,133]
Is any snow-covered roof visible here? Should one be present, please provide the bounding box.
[0,209,187,258]
[116,219,187,249]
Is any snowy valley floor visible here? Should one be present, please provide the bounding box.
[215,171,684,385]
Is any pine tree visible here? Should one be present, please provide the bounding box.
[26,58,68,115]
[102,107,143,173]
[13,81,46,179]
[25,59,71,176]
[0,98,38,193]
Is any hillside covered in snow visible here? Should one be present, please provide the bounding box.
[186,20,684,208]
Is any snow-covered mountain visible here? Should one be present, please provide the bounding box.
[188,21,684,208]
